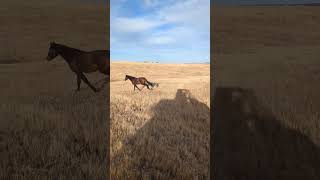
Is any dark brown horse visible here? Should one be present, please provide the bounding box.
[125,75,158,91]
[46,42,109,93]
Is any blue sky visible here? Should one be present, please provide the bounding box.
[111,0,210,63]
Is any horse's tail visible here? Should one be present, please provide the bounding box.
[146,80,153,86]
[147,80,159,88]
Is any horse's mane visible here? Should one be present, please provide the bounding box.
[54,43,86,53]
[126,75,135,78]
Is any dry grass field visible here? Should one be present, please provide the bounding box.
[212,5,320,180]
[0,0,109,179]
[3,1,320,179]
[110,62,210,179]
[0,62,109,179]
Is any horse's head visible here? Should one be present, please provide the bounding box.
[46,42,59,61]
[124,75,128,81]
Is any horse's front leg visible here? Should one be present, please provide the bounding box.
[79,72,99,92]
[135,84,141,91]
[76,74,81,91]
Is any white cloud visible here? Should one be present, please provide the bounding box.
[111,0,210,62]
[158,0,210,29]
[112,17,164,33]
[144,0,160,7]
[145,36,176,45]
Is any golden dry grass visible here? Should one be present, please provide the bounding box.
[110,62,210,179]
[212,6,320,179]
[0,62,109,179]
[0,0,109,179]
[0,0,108,64]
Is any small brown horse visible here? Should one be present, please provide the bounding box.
[125,75,158,91]
[46,42,109,93]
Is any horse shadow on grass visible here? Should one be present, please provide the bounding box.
[212,87,320,180]
[112,89,210,179]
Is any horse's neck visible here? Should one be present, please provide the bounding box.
[128,76,135,81]
[57,45,84,63]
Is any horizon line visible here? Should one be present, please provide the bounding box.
[213,2,320,6]
[111,60,210,64]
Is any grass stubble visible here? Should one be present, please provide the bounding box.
[110,62,210,179]
[0,0,109,179]
[212,5,320,180]
[3,1,320,180]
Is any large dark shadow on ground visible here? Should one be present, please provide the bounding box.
[112,89,210,179]
[212,87,320,180]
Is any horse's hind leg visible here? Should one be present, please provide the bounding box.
[104,75,109,84]
[79,72,99,92]
[99,66,110,82]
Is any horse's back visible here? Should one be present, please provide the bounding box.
[138,77,147,80]
[86,50,109,64]
[73,50,109,74]
[138,77,148,84]
[90,50,109,55]
[89,50,109,59]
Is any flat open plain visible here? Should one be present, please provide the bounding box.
[0,1,109,179]
[213,5,320,180]
[110,62,210,179]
